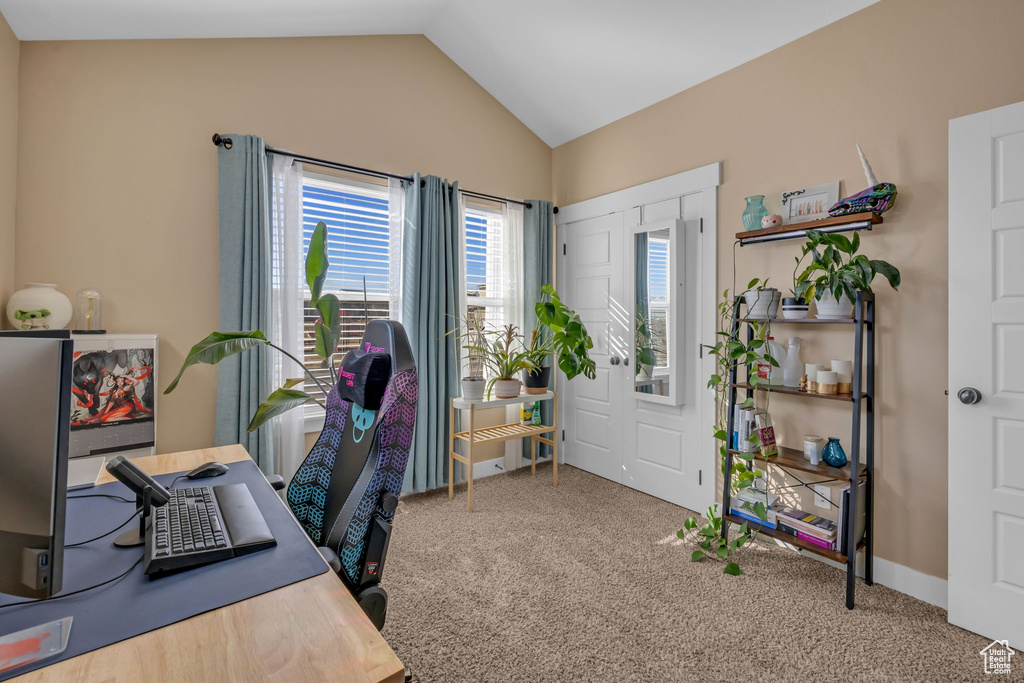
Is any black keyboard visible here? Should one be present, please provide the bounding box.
[144,483,277,576]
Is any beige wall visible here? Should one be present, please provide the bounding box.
[15,35,552,456]
[0,13,16,321]
[552,0,1024,578]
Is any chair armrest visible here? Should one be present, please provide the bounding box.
[266,474,286,491]
[318,546,342,573]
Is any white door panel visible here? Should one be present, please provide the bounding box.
[562,212,625,483]
[949,99,1024,649]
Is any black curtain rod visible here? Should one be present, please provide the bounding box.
[212,133,557,214]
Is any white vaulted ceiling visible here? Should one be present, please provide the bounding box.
[0,0,879,146]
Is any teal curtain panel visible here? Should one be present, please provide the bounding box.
[215,134,276,474]
[401,174,462,492]
[522,200,555,460]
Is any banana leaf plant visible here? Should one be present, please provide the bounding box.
[164,221,342,432]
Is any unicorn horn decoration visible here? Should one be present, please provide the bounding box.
[828,144,897,217]
[857,143,877,187]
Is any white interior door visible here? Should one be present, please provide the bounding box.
[949,100,1024,648]
[561,211,626,483]
[621,195,708,509]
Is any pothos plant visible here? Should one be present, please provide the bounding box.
[676,278,778,575]
[165,221,340,431]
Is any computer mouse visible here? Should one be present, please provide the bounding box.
[185,461,229,480]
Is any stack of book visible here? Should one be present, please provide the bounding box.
[775,506,838,550]
[729,489,780,529]
[730,406,778,457]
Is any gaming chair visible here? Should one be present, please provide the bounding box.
[271,320,417,630]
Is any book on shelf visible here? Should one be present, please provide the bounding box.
[775,506,837,541]
[837,480,867,551]
[796,531,836,551]
[734,489,779,508]
[730,503,778,529]
[731,405,757,453]
[754,409,778,457]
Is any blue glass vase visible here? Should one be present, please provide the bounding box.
[742,195,768,232]
[822,437,848,468]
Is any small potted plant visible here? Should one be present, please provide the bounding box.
[522,328,553,394]
[532,284,597,382]
[742,279,779,319]
[782,263,810,320]
[460,317,487,400]
[462,323,534,399]
[794,230,900,318]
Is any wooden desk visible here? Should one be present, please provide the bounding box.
[14,445,404,683]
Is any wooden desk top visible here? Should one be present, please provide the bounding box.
[15,445,404,683]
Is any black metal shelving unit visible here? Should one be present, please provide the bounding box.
[721,292,874,609]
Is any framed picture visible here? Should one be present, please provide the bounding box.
[69,333,158,459]
[780,181,840,224]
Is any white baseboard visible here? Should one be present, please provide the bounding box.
[873,557,948,609]
[773,540,947,609]
[471,457,507,480]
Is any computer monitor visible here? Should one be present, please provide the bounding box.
[0,330,73,599]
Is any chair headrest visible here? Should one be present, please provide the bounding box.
[358,320,416,373]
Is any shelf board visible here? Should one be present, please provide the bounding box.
[452,391,553,409]
[453,421,554,445]
[738,317,867,325]
[729,445,865,480]
[737,211,883,245]
[725,513,865,563]
[732,382,864,402]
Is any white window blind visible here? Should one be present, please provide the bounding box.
[647,236,669,368]
[301,173,392,410]
[464,203,505,332]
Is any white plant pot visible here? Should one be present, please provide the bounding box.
[816,290,855,319]
[638,363,655,380]
[461,378,486,401]
[492,379,522,399]
[782,304,809,320]
[743,288,781,319]
[7,283,73,330]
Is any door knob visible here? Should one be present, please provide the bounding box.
[623,357,630,366]
[957,387,982,405]
[610,356,621,366]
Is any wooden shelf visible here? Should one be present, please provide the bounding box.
[452,391,553,409]
[725,513,865,563]
[738,317,868,325]
[453,421,555,446]
[729,445,865,480]
[737,211,882,245]
[732,382,865,402]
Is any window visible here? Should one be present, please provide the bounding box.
[647,236,669,368]
[463,201,505,335]
[301,172,394,411]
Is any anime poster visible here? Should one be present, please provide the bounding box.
[70,348,155,428]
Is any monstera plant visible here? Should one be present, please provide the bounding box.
[165,221,340,432]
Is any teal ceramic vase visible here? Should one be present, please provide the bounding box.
[822,437,848,468]
[742,195,768,232]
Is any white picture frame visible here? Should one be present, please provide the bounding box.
[780,181,840,224]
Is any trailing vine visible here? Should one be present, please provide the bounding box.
[677,278,778,575]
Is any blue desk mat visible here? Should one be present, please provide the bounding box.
[0,459,328,680]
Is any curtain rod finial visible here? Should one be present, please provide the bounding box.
[212,133,233,150]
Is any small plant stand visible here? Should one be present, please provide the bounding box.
[449,391,558,512]
[721,293,875,609]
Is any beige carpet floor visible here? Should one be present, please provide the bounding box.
[382,464,992,682]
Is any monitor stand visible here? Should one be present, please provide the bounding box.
[114,485,153,548]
